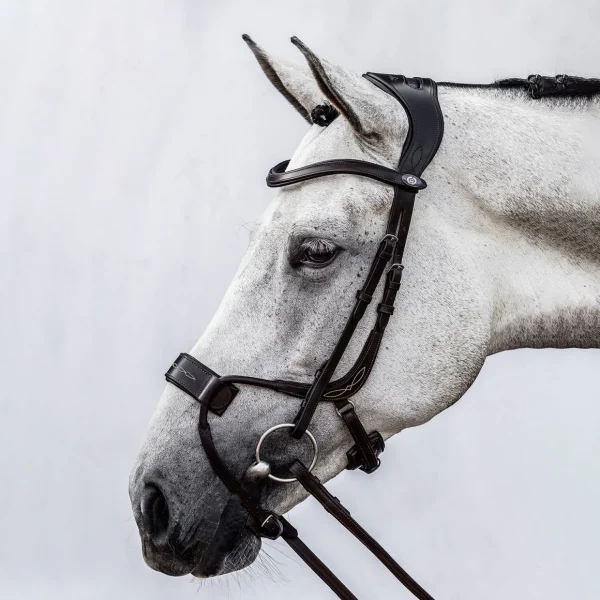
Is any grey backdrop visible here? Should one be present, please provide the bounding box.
[2,1,599,599]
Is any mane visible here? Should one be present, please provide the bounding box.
[438,74,600,100]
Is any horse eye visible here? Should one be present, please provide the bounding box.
[294,239,339,268]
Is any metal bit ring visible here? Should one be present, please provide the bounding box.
[255,423,318,483]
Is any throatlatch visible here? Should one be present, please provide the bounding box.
[165,73,444,600]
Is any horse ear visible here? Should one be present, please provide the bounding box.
[291,37,377,138]
[242,34,320,124]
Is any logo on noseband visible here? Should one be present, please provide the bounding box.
[172,363,196,380]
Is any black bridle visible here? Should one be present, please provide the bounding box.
[164,73,444,600]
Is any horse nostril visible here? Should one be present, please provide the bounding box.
[141,484,170,545]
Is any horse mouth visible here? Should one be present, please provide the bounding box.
[191,495,261,577]
[192,524,260,578]
[136,482,262,578]
[141,513,260,579]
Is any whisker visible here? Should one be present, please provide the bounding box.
[263,540,302,567]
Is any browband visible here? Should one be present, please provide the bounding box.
[267,159,426,190]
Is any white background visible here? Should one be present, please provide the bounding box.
[1,1,599,598]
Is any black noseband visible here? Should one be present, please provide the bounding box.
[166,354,238,416]
[164,72,444,600]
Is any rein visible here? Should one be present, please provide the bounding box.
[165,73,444,600]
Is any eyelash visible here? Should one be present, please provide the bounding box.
[291,238,340,268]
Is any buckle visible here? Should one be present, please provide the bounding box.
[386,264,404,290]
[336,400,355,417]
[379,234,398,260]
[260,514,284,540]
[346,431,385,473]
[361,458,382,474]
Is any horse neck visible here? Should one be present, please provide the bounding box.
[435,87,600,353]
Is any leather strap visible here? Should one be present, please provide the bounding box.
[214,332,385,403]
[197,401,280,536]
[290,234,398,439]
[267,159,426,190]
[290,461,435,600]
[388,190,416,264]
[287,75,443,440]
[281,519,358,600]
[335,401,381,473]
[377,264,404,331]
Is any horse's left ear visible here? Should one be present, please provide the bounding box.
[291,37,382,139]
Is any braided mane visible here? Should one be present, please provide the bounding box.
[439,74,600,99]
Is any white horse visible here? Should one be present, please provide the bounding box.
[129,36,600,583]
